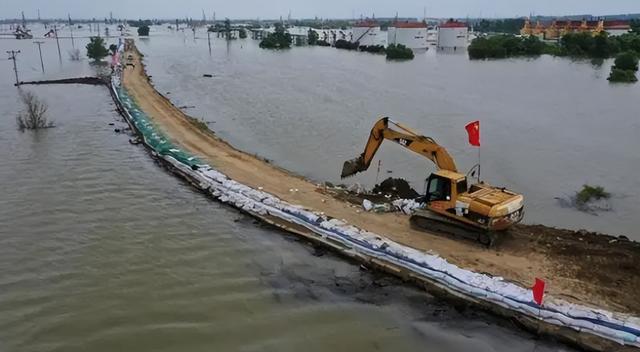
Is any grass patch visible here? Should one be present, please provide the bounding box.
[187,116,210,132]
[576,184,611,205]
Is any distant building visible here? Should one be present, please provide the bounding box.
[352,20,383,46]
[388,21,428,49]
[437,20,469,49]
[521,19,631,40]
[604,20,632,36]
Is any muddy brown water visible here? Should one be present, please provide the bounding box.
[132,26,640,239]
[0,29,576,351]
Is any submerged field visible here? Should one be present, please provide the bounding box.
[0,28,580,351]
[136,27,640,238]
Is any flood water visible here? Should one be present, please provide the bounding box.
[134,26,640,238]
[0,28,575,352]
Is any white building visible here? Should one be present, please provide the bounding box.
[437,20,469,50]
[387,21,428,49]
[605,21,631,36]
[352,20,383,46]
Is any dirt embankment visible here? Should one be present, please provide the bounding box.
[121,41,640,317]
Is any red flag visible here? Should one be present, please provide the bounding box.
[465,120,480,147]
[532,278,546,306]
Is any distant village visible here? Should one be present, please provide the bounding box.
[1,11,637,52]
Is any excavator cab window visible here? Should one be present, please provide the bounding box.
[426,175,451,202]
[457,178,468,194]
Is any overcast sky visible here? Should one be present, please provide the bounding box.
[3,0,639,20]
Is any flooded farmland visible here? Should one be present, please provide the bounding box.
[0,29,577,352]
[137,27,640,238]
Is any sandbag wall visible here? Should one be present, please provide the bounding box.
[110,57,640,350]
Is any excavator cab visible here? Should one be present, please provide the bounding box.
[424,170,468,212]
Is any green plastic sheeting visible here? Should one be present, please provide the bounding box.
[116,86,201,167]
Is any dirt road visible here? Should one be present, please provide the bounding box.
[121,42,640,316]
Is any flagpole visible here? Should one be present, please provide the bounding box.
[478,144,481,183]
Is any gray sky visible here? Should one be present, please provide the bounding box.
[2,0,639,20]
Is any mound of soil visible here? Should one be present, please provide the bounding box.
[372,178,420,199]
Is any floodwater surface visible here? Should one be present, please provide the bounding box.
[0,30,575,352]
[137,27,640,238]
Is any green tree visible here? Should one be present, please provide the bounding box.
[86,36,109,61]
[259,23,292,49]
[608,68,638,83]
[138,25,150,36]
[239,28,247,39]
[386,44,414,60]
[224,18,231,40]
[614,51,639,71]
[608,51,639,83]
[469,35,549,59]
[308,29,319,45]
[591,32,616,58]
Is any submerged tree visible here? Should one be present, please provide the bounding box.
[386,44,414,60]
[86,36,109,61]
[259,23,292,49]
[16,91,54,131]
[239,28,247,39]
[137,25,150,36]
[608,51,639,83]
[224,18,232,40]
[308,29,319,45]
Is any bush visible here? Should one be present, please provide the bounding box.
[575,185,610,206]
[469,35,550,59]
[86,36,109,61]
[608,68,638,82]
[335,39,358,50]
[614,51,639,71]
[360,45,386,53]
[386,44,414,60]
[259,23,292,49]
[308,29,319,45]
[608,51,639,83]
[16,91,54,131]
[137,25,150,36]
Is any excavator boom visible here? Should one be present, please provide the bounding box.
[341,117,457,178]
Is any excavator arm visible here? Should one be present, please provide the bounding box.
[341,117,458,178]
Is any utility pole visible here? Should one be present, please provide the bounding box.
[7,50,21,86]
[34,41,45,73]
[207,30,212,55]
[70,26,75,48]
[54,25,62,61]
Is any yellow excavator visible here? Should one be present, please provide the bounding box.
[341,117,524,246]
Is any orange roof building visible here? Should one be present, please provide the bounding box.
[521,19,630,40]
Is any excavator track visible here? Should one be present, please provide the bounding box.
[409,210,499,247]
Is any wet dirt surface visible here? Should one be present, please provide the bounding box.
[327,185,640,315]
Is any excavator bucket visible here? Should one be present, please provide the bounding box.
[341,155,366,178]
